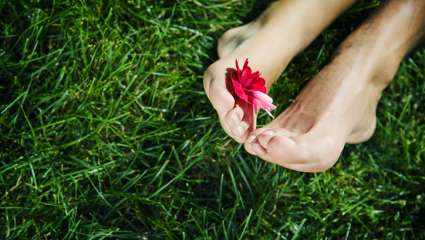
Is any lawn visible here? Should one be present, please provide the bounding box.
[1,0,425,239]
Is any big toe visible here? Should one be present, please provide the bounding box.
[245,128,307,162]
[203,66,234,114]
[245,128,343,172]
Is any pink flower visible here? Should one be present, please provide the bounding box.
[226,59,276,120]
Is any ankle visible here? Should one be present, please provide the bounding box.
[325,46,397,95]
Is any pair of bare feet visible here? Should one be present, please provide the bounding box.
[204,0,425,172]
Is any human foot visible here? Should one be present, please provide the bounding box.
[244,0,425,172]
[204,0,355,142]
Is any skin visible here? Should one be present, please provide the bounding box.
[204,0,356,142]
[204,0,425,172]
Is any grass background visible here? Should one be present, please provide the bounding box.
[1,0,425,239]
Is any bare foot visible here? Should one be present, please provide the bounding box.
[204,0,354,142]
[245,0,425,172]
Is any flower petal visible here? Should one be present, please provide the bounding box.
[252,91,276,117]
[232,79,249,102]
[226,58,276,118]
[237,98,256,130]
[225,68,236,95]
[243,58,249,70]
[241,64,253,86]
[248,77,266,93]
[235,59,242,80]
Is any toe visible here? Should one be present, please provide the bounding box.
[220,105,250,143]
[257,129,275,148]
[208,80,235,115]
[244,128,268,155]
[204,64,251,142]
[247,128,345,172]
[203,65,235,115]
[244,135,267,156]
[226,105,244,122]
[245,128,312,165]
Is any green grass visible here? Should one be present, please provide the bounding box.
[1,0,425,239]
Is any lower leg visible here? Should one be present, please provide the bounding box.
[336,0,425,88]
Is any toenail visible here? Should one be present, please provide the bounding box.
[233,125,244,136]
[226,115,239,128]
[247,134,256,143]
[252,143,266,155]
[261,129,275,137]
[230,112,241,124]
[235,107,244,120]
[240,122,249,131]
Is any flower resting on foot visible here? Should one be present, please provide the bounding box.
[226,59,276,130]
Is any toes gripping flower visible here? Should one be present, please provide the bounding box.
[226,59,276,118]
